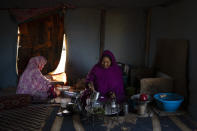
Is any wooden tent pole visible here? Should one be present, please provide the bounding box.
[145,8,152,67]
[99,9,106,58]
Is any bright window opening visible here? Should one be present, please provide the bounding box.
[49,34,67,84]
[51,34,67,74]
[16,27,20,75]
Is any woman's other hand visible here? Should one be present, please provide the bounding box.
[54,87,61,96]
[109,91,116,99]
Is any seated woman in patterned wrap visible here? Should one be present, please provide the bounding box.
[16,56,60,100]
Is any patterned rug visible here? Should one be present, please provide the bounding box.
[2,104,196,131]
[0,104,55,131]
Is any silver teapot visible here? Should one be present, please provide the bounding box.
[111,98,117,108]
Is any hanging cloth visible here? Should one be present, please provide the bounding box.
[17,12,64,76]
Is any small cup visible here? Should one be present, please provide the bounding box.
[61,98,70,108]
[86,98,91,106]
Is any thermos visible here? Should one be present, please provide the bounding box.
[124,103,129,115]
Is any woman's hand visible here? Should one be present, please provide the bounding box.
[109,91,116,99]
[88,82,95,92]
[45,75,53,80]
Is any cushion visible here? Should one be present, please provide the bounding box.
[0,94,32,111]
[140,77,173,96]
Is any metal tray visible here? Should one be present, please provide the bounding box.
[63,91,79,98]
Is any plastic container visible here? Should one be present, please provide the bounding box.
[137,103,147,115]
[154,93,184,112]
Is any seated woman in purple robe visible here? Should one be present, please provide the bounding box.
[83,50,125,104]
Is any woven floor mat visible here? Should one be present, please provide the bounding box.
[0,104,53,131]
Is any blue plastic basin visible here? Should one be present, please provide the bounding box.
[154,93,184,112]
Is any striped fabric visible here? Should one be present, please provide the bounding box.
[1,104,197,131]
[50,113,197,131]
[0,104,53,130]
